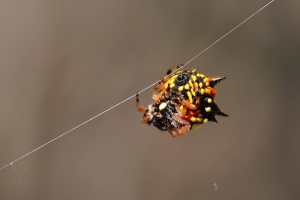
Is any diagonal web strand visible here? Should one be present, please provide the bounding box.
[0,0,274,172]
[184,0,275,66]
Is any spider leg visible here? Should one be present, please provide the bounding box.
[141,115,150,124]
[175,104,187,117]
[167,124,190,137]
[177,98,198,110]
[152,80,161,95]
[179,125,191,135]
[152,79,165,102]
[136,94,151,124]
[136,93,147,113]
[166,64,184,76]
[167,128,178,137]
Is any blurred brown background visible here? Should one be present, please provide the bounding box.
[0,0,299,199]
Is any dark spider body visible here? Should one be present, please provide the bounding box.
[148,101,176,131]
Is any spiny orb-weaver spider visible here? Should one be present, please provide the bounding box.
[136,64,228,137]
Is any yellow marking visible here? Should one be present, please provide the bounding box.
[191,75,197,81]
[196,73,204,77]
[205,107,211,113]
[184,84,190,90]
[199,82,203,88]
[170,83,175,88]
[204,78,209,82]
[191,88,196,96]
[205,88,211,95]
[197,118,203,122]
[203,118,208,123]
[187,91,193,103]
[166,77,175,84]
[189,80,193,88]
[170,75,177,80]
[190,117,196,122]
[205,82,209,86]
[200,89,205,95]
[164,82,168,89]
[207,98,212,103]
[178,86,183,92]
[194,82,198,88]
[180,105,183,111]
[168,80,175,85]
[167,80,175,86]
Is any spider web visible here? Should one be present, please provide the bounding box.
[0,0,275,185]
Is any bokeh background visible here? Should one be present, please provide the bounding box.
[0,0,299,199]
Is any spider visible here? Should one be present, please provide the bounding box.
[136,65,228,137]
